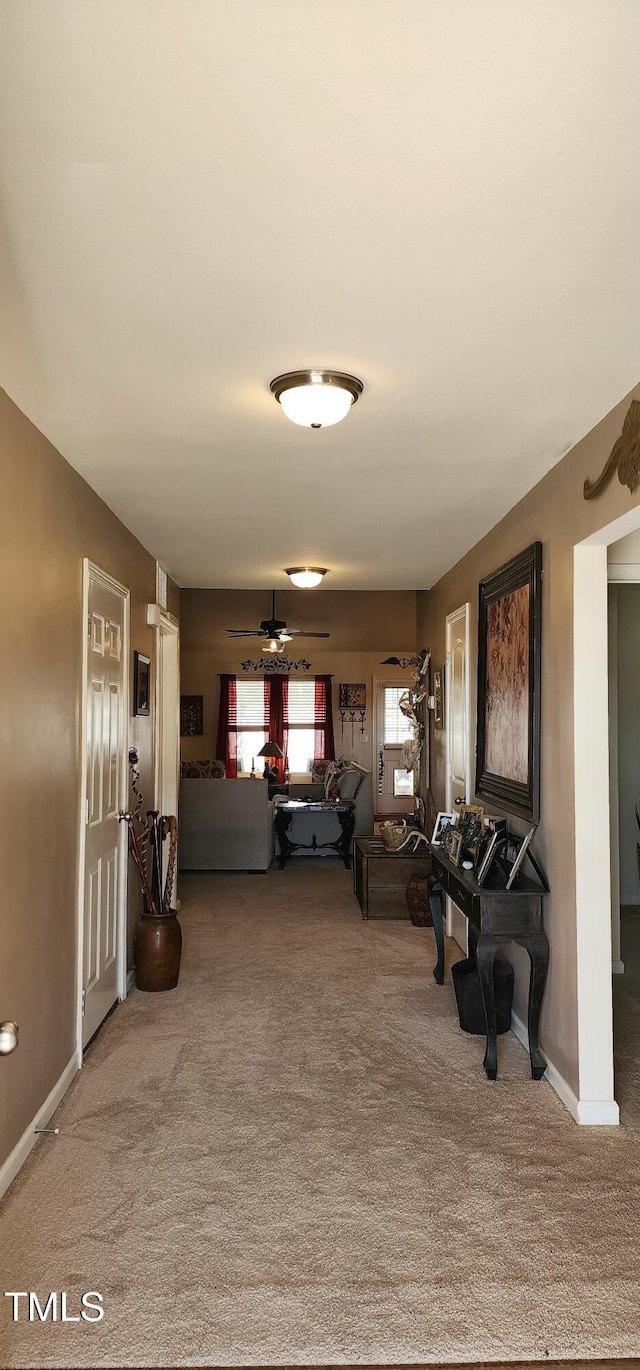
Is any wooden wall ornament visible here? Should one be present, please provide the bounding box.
[583,399,640,500]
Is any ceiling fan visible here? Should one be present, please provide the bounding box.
[226,591,330,650]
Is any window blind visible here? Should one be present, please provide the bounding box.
[383,686,413,745]
[235,679,269,727]
[286,679,315,725]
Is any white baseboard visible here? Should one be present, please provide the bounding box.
[576,1098,620,1125]
[0,1052,80,1201]
[510,1010,619,1126]
[612,959,625,975]
[126,967,136,993]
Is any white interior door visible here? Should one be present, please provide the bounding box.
[155,615,180,896]
[375,680,415,817]
[445,605,471,950]
[80,565,129,1048]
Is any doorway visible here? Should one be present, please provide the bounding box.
[573,505,640,1124]
[374,680,415,817]
[77,561,129,1049]
[444,604,471,948]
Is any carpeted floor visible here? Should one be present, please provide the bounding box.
[1,864,640,1368]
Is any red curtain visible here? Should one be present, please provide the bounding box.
[216,674,238,778]
[269,675,288,780]
[314,675,335,763]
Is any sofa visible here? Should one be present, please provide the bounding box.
[179,760,374,872]
[179,777,273,871]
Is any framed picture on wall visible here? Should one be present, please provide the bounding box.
[180,694,204,736]
[133,651,151,716]
[475,541,542,824]
[339,683,366,709]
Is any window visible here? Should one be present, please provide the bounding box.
[286,679,315,774]
[383,686,414,745]
[216,674,334,779]
[235,679,267,775]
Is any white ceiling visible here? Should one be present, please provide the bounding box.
[1,2,640,589]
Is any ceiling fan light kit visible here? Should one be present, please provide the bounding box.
[270,370,363,429]
[285,567,328,589]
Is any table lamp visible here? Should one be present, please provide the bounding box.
[258,741,284,780]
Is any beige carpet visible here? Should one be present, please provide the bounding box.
[1,864,639,1368]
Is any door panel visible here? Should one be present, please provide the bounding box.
[82,575,126,1046]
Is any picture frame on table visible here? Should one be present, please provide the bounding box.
[133,651,151,717]
[431,811,456,846]
[476,541,542,825]
[449,829,463,866]
[503,825,537,890]
[476,829,507,887]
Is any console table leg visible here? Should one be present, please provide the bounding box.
[338,808,355,869]
[522,931,550,1079]
[428,879,445,985]
[476,934,500,1081]
[275,810,294,870]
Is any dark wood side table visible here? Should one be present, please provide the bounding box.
[354,837,432,919]
[275,801,355,869]
[428,845,549,1082]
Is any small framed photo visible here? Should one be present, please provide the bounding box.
[449,829,463,866]
[133,651,151,716]
[431,811,456,845]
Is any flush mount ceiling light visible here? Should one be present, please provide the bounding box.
[270,370,363,429]
[285,567,328,589]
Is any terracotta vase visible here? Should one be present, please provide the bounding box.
[405,873,432,927]
[134,911,182,992]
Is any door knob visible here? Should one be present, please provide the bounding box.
[0,1021,18,1055]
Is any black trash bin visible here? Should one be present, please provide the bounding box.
[451,956,514,1034]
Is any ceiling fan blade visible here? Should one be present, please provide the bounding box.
[287,631,331,638]
[226,630,265,636]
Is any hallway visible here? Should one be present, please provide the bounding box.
[1,864,639,1367]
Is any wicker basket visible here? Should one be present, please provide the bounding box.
[379,820,409,851]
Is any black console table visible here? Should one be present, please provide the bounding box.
[428,845,549,1082]
[275,800,355,870]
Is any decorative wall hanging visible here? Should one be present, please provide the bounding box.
[583,399,640,500]
[432,667,444,729]
[380,655,420,669]
[241,656,311,673]
[476,542,542,824]
[133,651,151,716]
[180,694,203,736]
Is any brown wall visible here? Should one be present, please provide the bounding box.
[0,388,162,1164]
[417,383,640,1095]
[180,589,419,782]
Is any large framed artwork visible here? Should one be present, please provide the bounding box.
[475,541,542,823]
